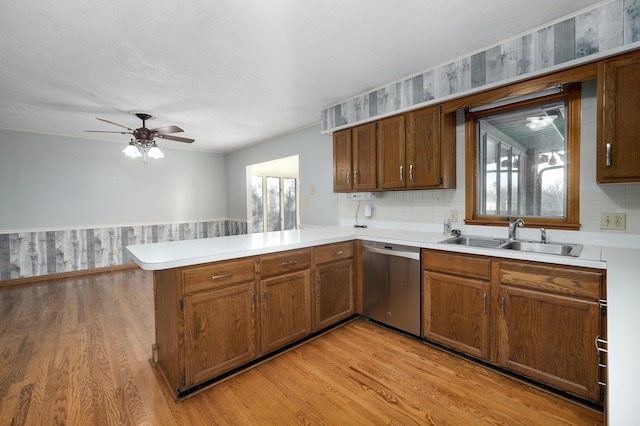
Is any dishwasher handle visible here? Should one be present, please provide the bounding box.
[362,245,420,261]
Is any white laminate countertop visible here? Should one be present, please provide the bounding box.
[126,225,606,270]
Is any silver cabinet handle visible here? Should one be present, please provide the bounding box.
[400,165,403,181]
[483,293,487,314]
[594,335,608,354]
[347,171,351,185]
[333,250,344,256]
[606,143,612,167]
[281,260,297,266]
[500,296,505,318]
[211,273,233,280]
[353,170,358,184]
[409,164,414,181]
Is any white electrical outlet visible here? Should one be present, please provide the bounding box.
[449,209,458,223]
[600,213,626,230]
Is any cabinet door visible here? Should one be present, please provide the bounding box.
[378,115,406,190]
[314,259,354,331]
[497,285,601,403]
[423,271,490,360]
[352,122,378,191]
[597,53,640,183]
[260,271,312,354]
[333,128,353,192]
[183,282,257,387]
[406,105,441,188]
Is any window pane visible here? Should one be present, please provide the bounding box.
[251,176,264,233]
[283,178,297,230]
[476,98,567,219]
[266,177,281,231]
[539,151,566,217]
[481,133,498,215]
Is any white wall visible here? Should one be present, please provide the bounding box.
[339,81,640,237]
[0,129,228,231]
[226,124,339,227]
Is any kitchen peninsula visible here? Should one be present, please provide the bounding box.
[127,224,639,421]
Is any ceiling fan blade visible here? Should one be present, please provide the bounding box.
[156,134,195,143]
[85,130,133,135]
[151,125,184,134]
[96,118,134,131]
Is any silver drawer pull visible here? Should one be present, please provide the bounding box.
[333,250,344,256]
[211,273,233,280]
[606,143,612,167]
[595,335,608,353]
[281,260,297,266]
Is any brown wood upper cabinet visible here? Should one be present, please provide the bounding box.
[334,104,455,193]
[333,122,378,192]
[597,50,640,183]
[379,105,456,190]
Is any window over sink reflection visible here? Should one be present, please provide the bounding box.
[466,83,581,230]
[478,98,567,218]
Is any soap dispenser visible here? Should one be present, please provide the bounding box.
[443,218,451,235]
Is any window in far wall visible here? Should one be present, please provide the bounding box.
[250,176,264,233]
[251,176,297,233]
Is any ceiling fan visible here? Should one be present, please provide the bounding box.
[85,112,194,161]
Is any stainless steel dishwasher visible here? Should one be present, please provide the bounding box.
[362,241,420,336]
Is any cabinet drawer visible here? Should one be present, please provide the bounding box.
[183,258,256,294]
[315,241,354,264]
[499,261,602,300]
[422,250,491,281]
[261,248,311,279]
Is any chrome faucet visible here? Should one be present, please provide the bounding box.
[507,216,525,240]
[540,228,547,244]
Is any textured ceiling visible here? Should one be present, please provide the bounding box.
[0,0,604,153]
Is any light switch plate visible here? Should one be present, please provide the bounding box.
[600,213,626,230]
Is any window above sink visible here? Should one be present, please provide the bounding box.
[465,84,582,230]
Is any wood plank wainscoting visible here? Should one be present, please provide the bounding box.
[0,269,603,425]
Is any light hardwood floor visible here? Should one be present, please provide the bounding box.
[0,268,604,425]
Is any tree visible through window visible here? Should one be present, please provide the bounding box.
[251,176,297,233]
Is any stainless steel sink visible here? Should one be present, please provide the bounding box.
[439,235,583,257]
[440,236,507,248]
[500,240,582,257]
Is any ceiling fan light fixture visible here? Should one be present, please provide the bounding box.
[123,143,142,158]
[87,113,193,163]
[147,145,164,159]
[526,115,557,131]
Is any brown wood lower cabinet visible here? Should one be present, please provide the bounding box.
[423,251,492,360]
[422,249,606,404]
[184,282,257,386]
[314,241,355,331]
[153,245,355,399]
[260,270,312,354]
